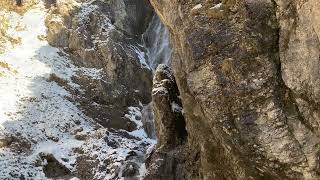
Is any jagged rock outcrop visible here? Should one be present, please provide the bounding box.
[147,0,320,179]
[45,0,154,130]
[151,64,187,149]
[145,64,190,180]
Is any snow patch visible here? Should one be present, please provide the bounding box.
[210,3,223,10]
[192,4,203,11]
[171,101,183,113]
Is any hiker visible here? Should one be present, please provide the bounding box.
[16,0,22,6]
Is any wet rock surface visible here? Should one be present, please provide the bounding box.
[142,15,173,70]
[142,103,156,139]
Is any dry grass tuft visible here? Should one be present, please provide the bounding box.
[15,22,26,32]
[0,61,18,76]
[0,15,10,53]
[37,34,47,41]
[0,5,28,53]
[0,61,10,70]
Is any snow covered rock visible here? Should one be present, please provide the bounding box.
[45,0,154,130]
[0,1,155,179]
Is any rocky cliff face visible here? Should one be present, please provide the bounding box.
[2,0,320,179]
[147,0,320,179]
[0,0,161,179]
[45,0,154,130]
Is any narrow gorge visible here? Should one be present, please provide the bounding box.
[1,0,320,180]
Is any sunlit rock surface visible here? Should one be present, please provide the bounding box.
[146,0,320,179]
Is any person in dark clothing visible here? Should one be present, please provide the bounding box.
[16,0,22,6]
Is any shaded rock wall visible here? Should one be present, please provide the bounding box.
[147,0,320,179]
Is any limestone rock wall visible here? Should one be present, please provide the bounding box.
[147,0,320,179]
